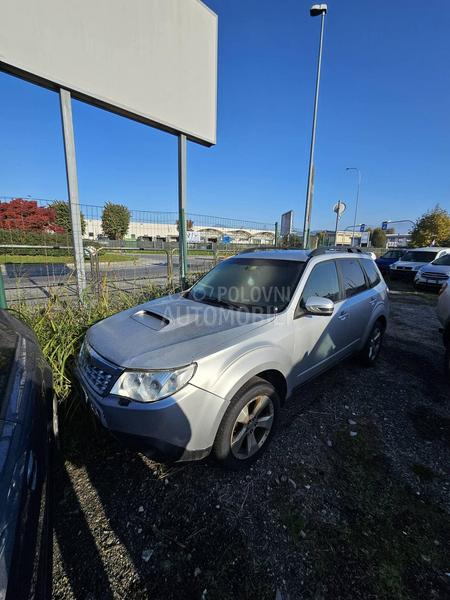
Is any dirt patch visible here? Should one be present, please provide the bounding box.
[52,289,450,600]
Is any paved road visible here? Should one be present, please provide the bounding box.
[2,254,214,304]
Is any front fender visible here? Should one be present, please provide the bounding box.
[209,345,291,403]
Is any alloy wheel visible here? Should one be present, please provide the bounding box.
[230,394,274,460]
[368,326,382,361]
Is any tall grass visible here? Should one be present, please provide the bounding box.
[16,279,179,402]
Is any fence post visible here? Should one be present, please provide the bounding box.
[0,268,7,309]
[59,88,86,301]
[165,249,174,287]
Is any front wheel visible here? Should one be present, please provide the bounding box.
[213,377,280,469]
[358,320,384,366]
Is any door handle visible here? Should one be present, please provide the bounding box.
[338,312,349,321]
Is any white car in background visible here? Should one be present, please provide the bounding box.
[414,252,450,291]
[389,247,450,281]
[437,282,450,379]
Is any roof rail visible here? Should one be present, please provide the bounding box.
[238,246,305,254]
[308,246,363,258]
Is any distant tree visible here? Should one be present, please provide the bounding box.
[280,233,302,248]
[51,200,86,235]
[315,230,329,246]
[101,202,130,240]
[410,205,450,247]
[0,198,62,232]
[371,227,387,248]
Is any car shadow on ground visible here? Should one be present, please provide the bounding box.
[53,291,450,600]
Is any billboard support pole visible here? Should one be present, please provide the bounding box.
[178,134,188,288]
[59,88,86,299]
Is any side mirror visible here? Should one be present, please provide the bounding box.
[304,296,334,316]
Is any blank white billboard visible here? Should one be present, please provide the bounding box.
[0,0,217,145]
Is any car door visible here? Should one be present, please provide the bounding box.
[335,258,374,350]
[0,311,53,600]
[292,259,349,384]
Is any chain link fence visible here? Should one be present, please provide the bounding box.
[0,196,277,305]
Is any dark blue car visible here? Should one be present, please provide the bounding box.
[375,249,406,275]
[0,310,54,600]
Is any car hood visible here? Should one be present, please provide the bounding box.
[87,293,275,369]
[392,260,428,269]
[418,263,450,275]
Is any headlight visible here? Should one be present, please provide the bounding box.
[111,364,196,403]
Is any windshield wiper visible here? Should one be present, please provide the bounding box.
[189,295,242,310]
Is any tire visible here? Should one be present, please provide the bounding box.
[213,376,280,469]
[445,345,450,382]
[358,320,385,367]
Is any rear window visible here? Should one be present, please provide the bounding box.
[361,259,381,288]
[339,259,367,298]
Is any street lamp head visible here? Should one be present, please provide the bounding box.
[310,4,327,16]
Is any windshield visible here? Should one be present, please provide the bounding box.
[382,250,403,259]
[188,257,305,313]
[401,251,438,263]
[432,254,450,266]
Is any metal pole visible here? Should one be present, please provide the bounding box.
[178,134,188,288]
[59,88,86,298]
[350,170,361,246]
[0,267,7,309]
[274,222,279,247]
[334,200,341,245]
[302,11,326,249]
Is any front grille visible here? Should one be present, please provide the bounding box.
[421,271,449,280]
[78,341,121,396]
[397,266,413,271]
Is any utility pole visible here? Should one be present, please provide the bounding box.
[302,4,328,249]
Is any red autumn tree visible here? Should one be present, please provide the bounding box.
[0,198,63,232]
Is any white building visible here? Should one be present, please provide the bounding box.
[84,218,275,245]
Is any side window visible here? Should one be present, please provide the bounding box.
[361,259,381,288]
[299,261,340,311]
[339,259,368,298]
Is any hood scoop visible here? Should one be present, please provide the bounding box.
[130,309,170,331]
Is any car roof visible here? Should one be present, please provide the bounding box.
[235,249,310,262]
[405,247,450,251]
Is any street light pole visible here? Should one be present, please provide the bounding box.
[346,167,361,246]
[302,4,327,249]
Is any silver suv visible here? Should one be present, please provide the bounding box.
[76,249,389,468]
[437,282,450,379]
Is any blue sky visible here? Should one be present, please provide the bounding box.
[0,0,449,232]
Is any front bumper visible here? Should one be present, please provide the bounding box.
[76,364,228,461]
[414,275,448,291]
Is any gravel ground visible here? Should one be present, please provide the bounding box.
[52,287,450,600]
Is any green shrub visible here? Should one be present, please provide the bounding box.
[17,281,178,402]
[0,228,101,256]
